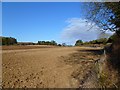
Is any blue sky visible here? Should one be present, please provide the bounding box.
[2,2,112,45]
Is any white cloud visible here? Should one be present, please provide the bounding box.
[60,18,103,45]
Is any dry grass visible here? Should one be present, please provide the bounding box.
[63,47,103,88]
[98,38,120,88]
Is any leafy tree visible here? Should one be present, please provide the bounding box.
[58,44,62,46]
[2,37,17,45]
[75,40,83,46]
[83,38,107,45]
[107,33,119,43]
[38,40,57,45]
[51,40,57,45]
[97,38,107,44]
[62,43,66,46]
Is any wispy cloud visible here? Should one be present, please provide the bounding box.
[60,18,102,45]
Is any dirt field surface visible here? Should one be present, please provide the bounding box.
[2,46,103,88]
[2,45,57,50]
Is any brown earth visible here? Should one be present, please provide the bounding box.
[2,45,57,50]
[2,46,103,88]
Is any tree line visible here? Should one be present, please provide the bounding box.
[1,37,17,45]
[38,40,57,45]
[1,37,64,46]
[1,35,115,46]
[75,34,115,46]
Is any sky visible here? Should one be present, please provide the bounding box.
[2,2,113,45]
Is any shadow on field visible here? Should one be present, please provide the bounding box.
[77,49,104,55]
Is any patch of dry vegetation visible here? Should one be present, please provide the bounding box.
[62,48,103,88]
[100,37,120,88]
[62,45,120,88]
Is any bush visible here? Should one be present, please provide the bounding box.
[38,40,57,45]
[75,40,83,46]
[2,37,17,45]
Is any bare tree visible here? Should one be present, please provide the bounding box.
[83,2,120,35]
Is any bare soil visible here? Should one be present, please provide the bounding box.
[2,46,103,88]
[2,45,57,50]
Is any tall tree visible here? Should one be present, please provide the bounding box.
[84,2,120,35]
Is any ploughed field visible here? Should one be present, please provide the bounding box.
[2,45,103,88]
